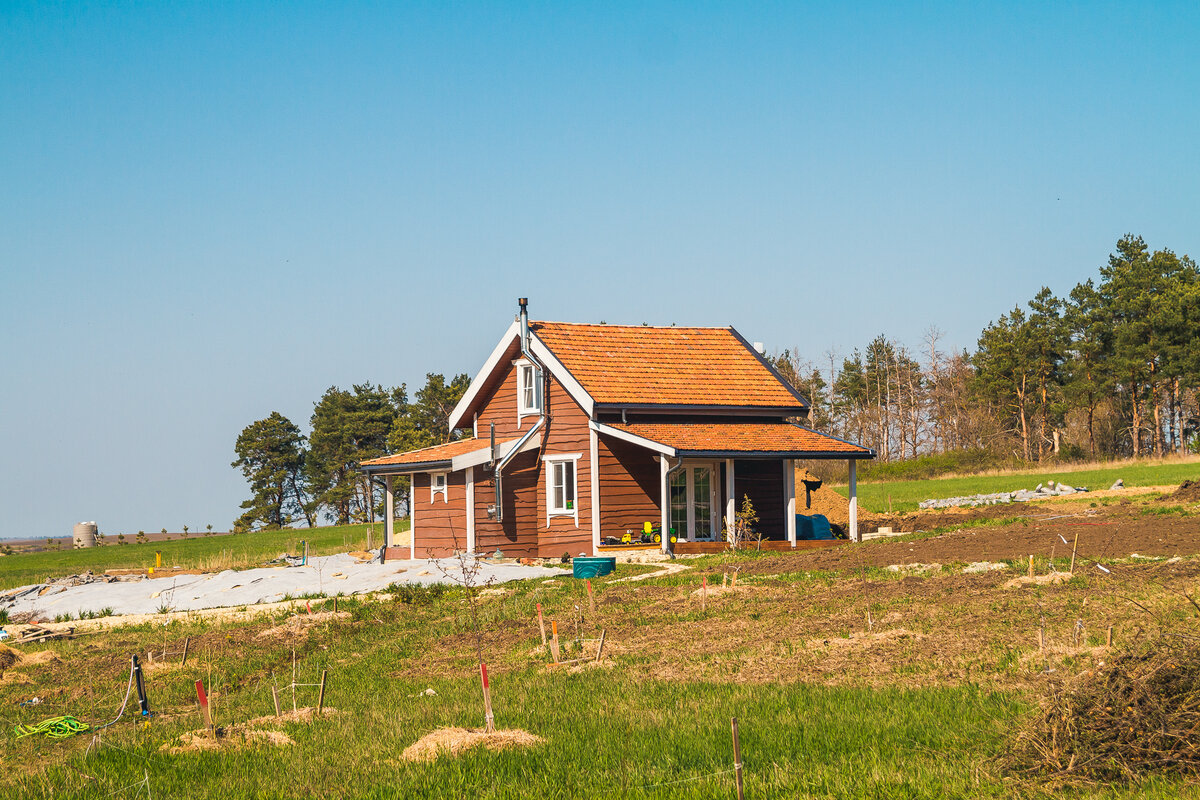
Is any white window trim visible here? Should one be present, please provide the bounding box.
[543,453,581,527]
[430,471,448,503]
[515,359,543,423]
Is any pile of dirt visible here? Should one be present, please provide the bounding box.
[159,707,335,754]
[255,610,350,639]
[0,644,19,673]
[1162,479,1200,503]
[1005,633,1200,783]
[795,468,887,528]
[401,727,544,762]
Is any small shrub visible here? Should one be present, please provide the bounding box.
[390,583,447,606]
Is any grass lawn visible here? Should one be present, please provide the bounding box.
[0,522,406,592]
[5,548,1200,798]
[834,459,1200,513]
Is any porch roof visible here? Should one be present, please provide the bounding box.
[359,435,524,473]
[597,421,874,459]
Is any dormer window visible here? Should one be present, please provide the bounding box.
[517,361,542,416]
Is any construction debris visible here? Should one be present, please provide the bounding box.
[919,481,1090,510]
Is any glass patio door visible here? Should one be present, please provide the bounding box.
[669,464,717,541]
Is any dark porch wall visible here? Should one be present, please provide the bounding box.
[733,459,785,540]
[597,435,661,538]
[472,450,540,558]
[411,470,469,558]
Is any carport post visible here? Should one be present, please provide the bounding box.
[849,459,860,543]
[784,459,796,547]
[725,459,735,543]
[384,475,395,548]
[659,456,671,554]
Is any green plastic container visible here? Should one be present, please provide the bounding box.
[572,556,617,579]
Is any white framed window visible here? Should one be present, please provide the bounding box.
[543,454,581,526]
[517,360,543,417]
[430,472,447,503]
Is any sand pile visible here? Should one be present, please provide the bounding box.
[401,727,544,762]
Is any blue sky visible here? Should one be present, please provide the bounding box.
[2,2,1198,540]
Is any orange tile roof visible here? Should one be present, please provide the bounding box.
[608,422,872,457]
[531,321,805,408]
[360,436,515,468]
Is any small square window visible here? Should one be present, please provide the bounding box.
[430,472,447,502]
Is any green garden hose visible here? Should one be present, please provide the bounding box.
[14,715,92,739]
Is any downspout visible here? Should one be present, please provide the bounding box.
[494,298,547,523]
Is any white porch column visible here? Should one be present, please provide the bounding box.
[725,458,735,542]
[466,466,476,554]
[659,455,670,554]
[849,459,860,543]
[410,478,417,559]
[784,459,796,547]
[589,427,601,554]
[384,475,395,548]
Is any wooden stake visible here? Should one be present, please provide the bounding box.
[1028,555,1034,578]
[595,629,607,662]
[723,572,728,588]
[537,603,547,646]
[551,620,561,663]
[367,527,372,552]
[272,683,282,718]
[480,662,495,733]
[1106,625,1113,647]
[731,716,745,800]
[181,636,190,666]
[731,570,738,588]
[195,680,214,739]
[1070,531,1079,574]
[317,669,327,715]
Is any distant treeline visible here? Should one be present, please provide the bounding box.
[772,234,1200,466]
[232,374,467,531]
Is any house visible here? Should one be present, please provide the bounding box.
[360,300,874,559]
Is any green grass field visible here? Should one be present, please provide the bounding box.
[0,522,406,592]
[834,459,1200,514]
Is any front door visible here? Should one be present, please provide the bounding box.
[669,464,718,541]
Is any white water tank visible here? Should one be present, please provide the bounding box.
[73,521,97,548]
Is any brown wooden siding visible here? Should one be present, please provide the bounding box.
[411,470,469,557]
[472,450,539,558]
[536,378,592,557]
[733,459,785,540]
[596,435,661,541]
[475,360,536,439]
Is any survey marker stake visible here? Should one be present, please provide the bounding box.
[537,603,547,646]
[195,680,214,739]
[480,662,495,733]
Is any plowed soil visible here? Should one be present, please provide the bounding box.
[738,505,1200,574]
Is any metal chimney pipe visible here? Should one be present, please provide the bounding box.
[518,297,529,353]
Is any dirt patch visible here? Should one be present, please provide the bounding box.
[1003,572,1073,589]
[805,628,925,650]
[256,611,351,639]
[0,644,19,673]
[796,468,885,527]
[734,505,1200,575]
[400,727,544,762]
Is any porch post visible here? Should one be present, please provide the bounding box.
[784,459,796,547]
[384,475,395,548]
[466,466,476,554]
[725,458,735,543]
[659,455,670,554]
[410,478,417,559]
[849,459,860,543]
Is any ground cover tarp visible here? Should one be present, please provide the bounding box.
[1,554,560,618]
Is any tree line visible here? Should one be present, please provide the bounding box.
[772,235,1200,464]
[231,374,468,531]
